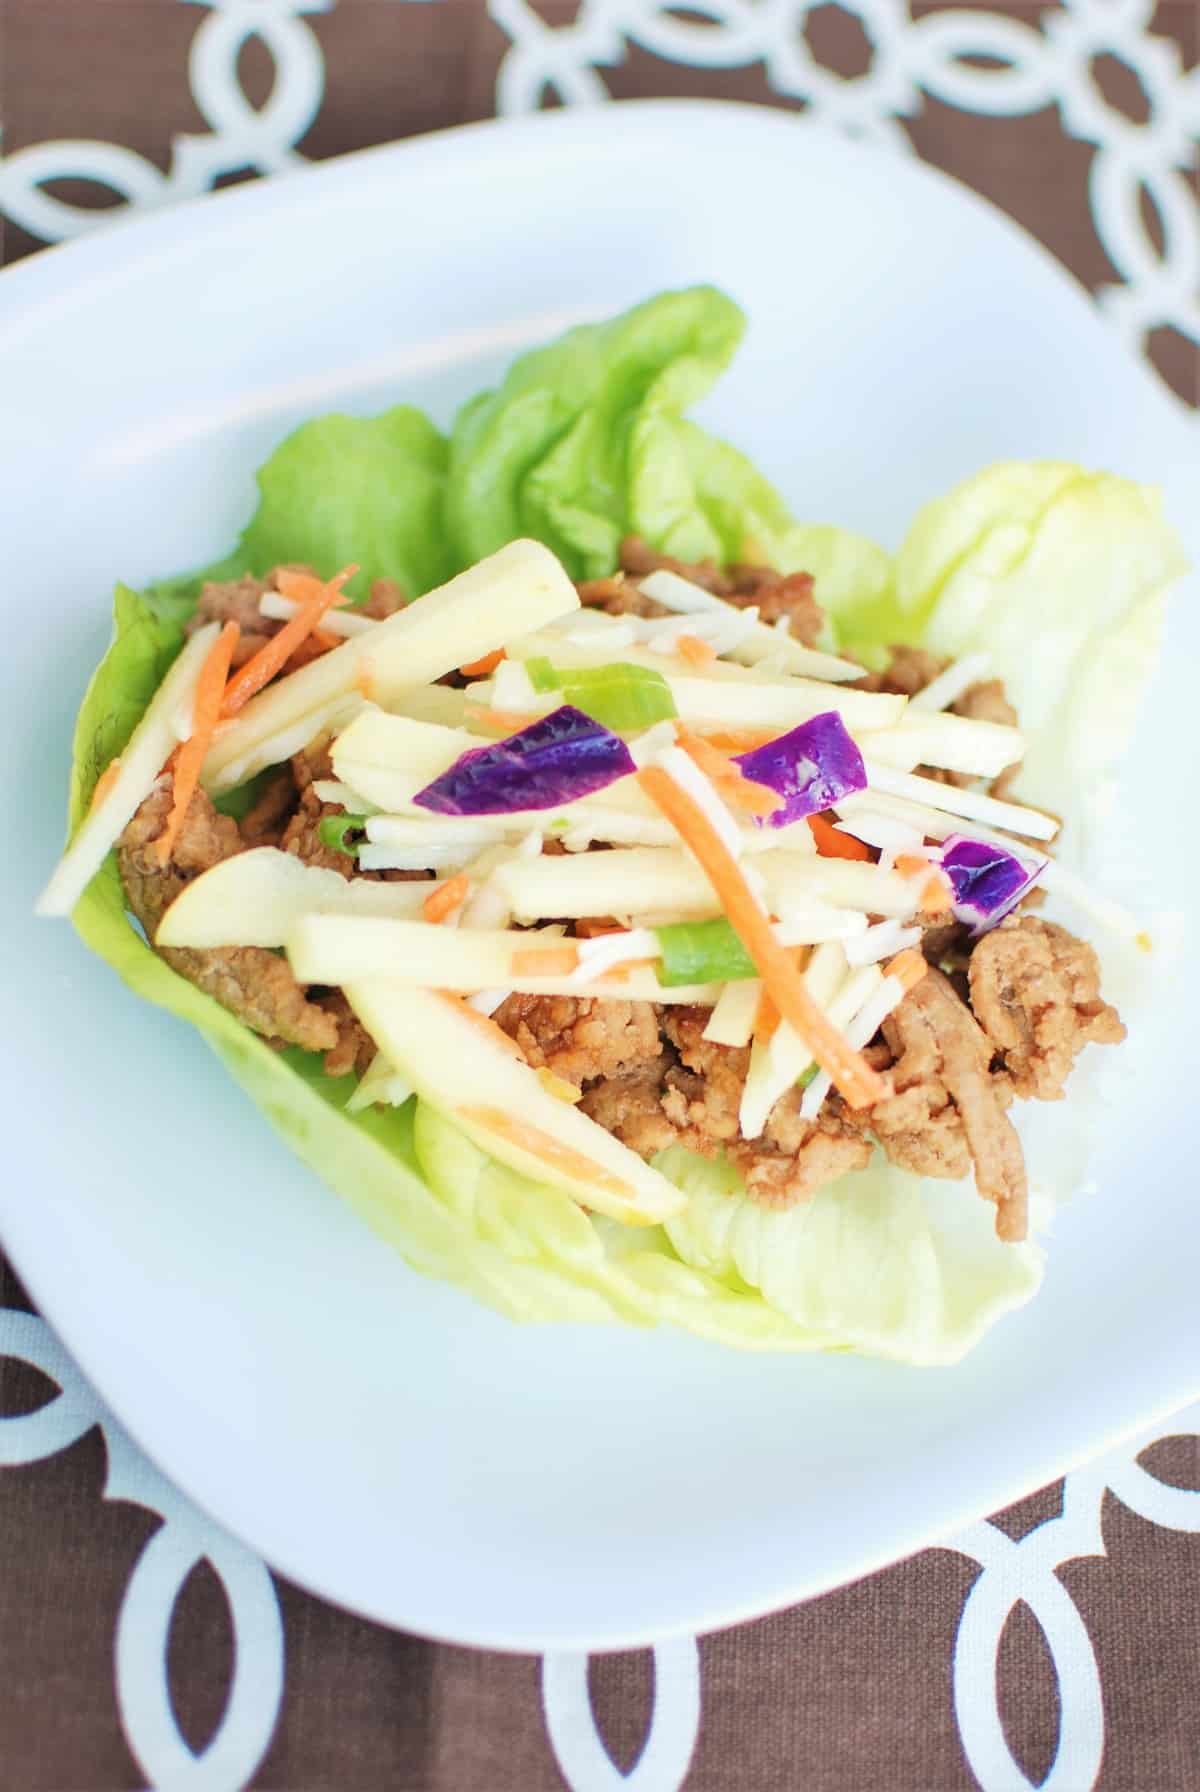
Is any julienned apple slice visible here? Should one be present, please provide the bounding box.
[36,622,220,919]
[201,539,580,795]
[341,983,687,1226]
[155,847,432,948]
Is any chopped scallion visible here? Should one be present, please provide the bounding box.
[527,660,677,732]
[318,813,369,858]
[654,917,757,987]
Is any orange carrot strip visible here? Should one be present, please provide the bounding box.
[894,853,930,879]
[920,875,952,915]
[459,647,506,677]
[705,728,780,752]
[886,948,929,994]
[676,633,717,667]
[89,758,123,813]
[754,990,780,1045]
[807,813,872,862]
[155,622,240,867]
[437,992,523,1059]
[220,565,357,717]
[675,728,783,818]
[511,944,580,977]
[639,765,885,1109]
[462,1106,635,1199]
[422,873,470,924]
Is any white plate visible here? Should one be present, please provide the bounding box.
[2,102,1198,1650]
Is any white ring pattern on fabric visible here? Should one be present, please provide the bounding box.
[0,2,1197,1787]
[1,1308,1198,1791]
[0,0,1195,392]
[0,1310,285,1792]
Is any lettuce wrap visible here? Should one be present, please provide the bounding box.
[59,289,1186,1365]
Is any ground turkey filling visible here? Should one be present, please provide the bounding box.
[118,542,1126,1243]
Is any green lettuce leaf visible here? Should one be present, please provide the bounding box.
[231,407,452,602]
[59,293,1187,1365]
[894,462,1187,810]
[444,287,891,638]
[445,286,745,578]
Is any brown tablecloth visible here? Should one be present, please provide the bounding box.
[2,4,1198,1788]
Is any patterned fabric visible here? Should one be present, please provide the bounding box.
[1,4,1197,1788]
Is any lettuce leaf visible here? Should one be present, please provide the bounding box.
[445,286,744,578]
[59,290,1187,1365]
[231,407,452,603]
[894,463,1186,811]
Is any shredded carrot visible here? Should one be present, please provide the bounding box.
[155,622,240,867]
[894,853,929,880]
[754,990,780,1045]
[675,728,783,818]
[459,647,506,677]
[704,728,779,752]
[639,764,886,1109]
[887,948,929,994]
[465,706,541,736]
[220,565,357,717]
[921,872,953,914]
[511,944,580,977]
[676,633,717,667]
[462,1106,635,1199]
[807,813,872,862]
[89,757,123,813]
[895,855,952,914]
[422,873,470,924]
[437,992,523,1059]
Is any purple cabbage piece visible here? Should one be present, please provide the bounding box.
[733,710,867,829]
[414,704,636,816]
[938,834,1046,934]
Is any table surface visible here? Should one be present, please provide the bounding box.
[2,2,1198,1788]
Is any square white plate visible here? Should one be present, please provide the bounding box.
[2,101,1198,1649]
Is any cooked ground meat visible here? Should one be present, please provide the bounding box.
[279,742,432,884]
[118,781,338,1054]
[361,577,406,619]
[618,537,733,595]
[185,573,277,668]
[855,645,1026,795]
[280,742,356,877]
[724,565,822,645]
[493,994,662,1088]
[239,766,298,848]
[186,568,403,673]
[859,968,1028,1240]
[316,990,378,1079]
[501,915,1121,1239]
[968,916,1125,1102]
[576,537,826,647]
[513,999,872,1208]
